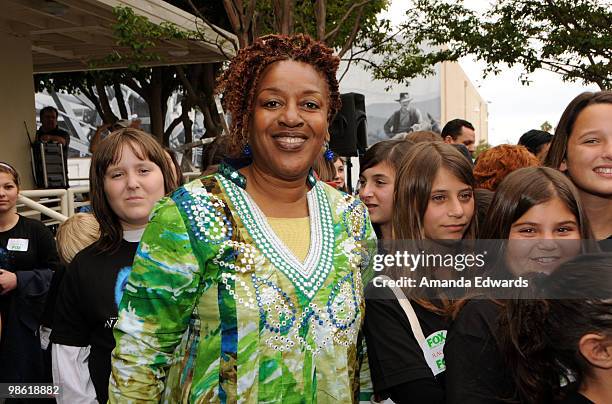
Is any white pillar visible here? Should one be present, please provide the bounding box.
[0,31,36,189]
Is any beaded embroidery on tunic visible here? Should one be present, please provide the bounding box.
[109,162,377,403]
[219,175,334,299]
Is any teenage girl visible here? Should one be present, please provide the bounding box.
[364,142,477,403]
[0,162,60,384]
[359,139,413,240]
[445,167,597,403]
[545,91,612,246]
[51,129,178,404]
[500,253,612,404]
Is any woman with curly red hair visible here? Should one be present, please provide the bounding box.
[473,144,540,191]
[109,34,376,403]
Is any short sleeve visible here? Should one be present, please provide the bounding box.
[364,286,433,393]
[444,301,515,403]
[35,220,60,272]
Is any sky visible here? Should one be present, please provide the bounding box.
[379,1,601,146]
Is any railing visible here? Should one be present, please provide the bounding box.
[18,187,91,225]
[18,194,68,223]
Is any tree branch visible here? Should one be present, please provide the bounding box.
[325,0,371,43]
[180,95,194,162]
[272,0,294,35]
[120,76,148,100]
[78,83,104,121]
[223,0,251,47]
[187,0,239,52]
[348,26,409,58]
[164,115,183,140]
[337,5,364,58]
[245,0,256,43]
[177,65,211,121]
[346,57,378,69]
[339,48,355,82]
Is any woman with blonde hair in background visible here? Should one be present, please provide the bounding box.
[55,213,100,264]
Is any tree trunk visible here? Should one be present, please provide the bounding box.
[148,68,165,143]
[95,78,118,123]
[273,0,294,35]
[202,63,223,138]
[315,0,326,41]
[113,79,129,119]
[78,83,105,123]
[223,0,251,48]
[181,95,194,163]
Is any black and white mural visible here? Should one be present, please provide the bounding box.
[339,60,442,146]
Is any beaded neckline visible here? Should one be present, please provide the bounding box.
[217,161,318,190]
[218,172,334,300]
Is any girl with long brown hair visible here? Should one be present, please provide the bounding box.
[545,91,612,246]
[445,167,598,403]
[499,253,612,404]
[51,129,177,404]
[364,142,476,403]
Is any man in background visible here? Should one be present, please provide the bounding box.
[37,106,71,149]
[36,106,71,187]
[441,119,476,156]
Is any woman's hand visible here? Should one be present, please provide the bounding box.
[0,269,17,295]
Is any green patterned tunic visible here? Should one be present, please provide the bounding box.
[109,164,376,403]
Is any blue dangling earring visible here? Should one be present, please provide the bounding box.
[324,142,334,161]
[242,143,252,157]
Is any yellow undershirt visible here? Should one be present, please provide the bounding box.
[266,217,311,262]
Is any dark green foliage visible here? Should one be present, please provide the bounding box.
[367,0,611,89]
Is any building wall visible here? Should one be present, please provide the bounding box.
[441,62,489,145]
[0,31,36,188]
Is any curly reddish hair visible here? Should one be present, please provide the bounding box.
[215,34,341,157]
[474,144,540,191]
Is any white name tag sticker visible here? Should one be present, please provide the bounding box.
[7,238,29,252]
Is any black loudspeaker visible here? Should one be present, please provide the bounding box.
[329,93,367,157]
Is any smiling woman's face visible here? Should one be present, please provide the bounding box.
[563,103,612,197]
[505,196,581,276]
[249,60,330,181]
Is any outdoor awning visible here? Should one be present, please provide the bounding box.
[3,0,236,73]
